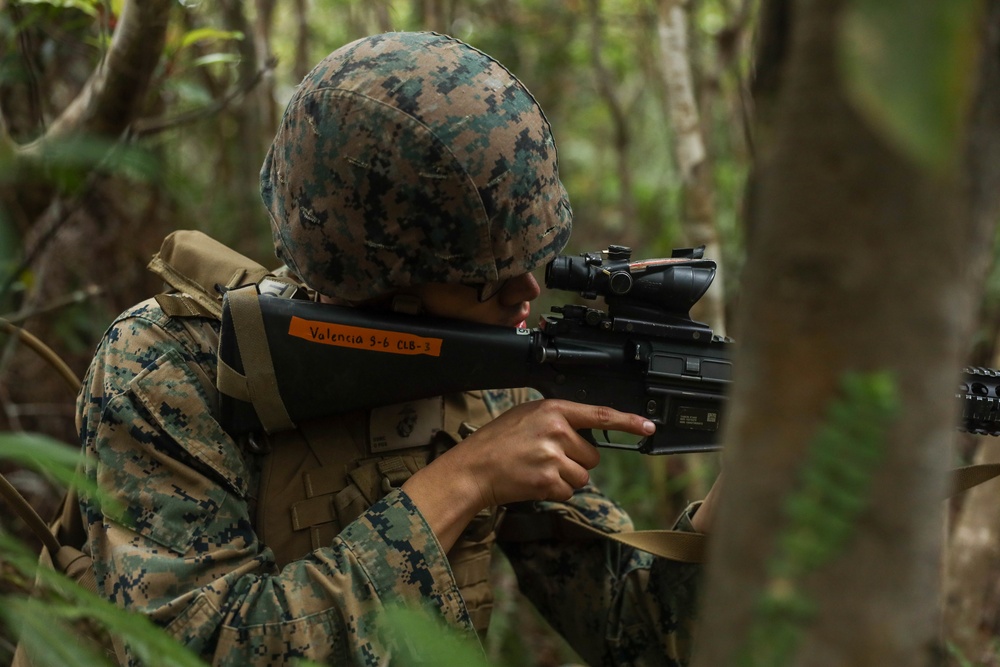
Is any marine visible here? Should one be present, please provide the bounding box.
[73,31,718,666]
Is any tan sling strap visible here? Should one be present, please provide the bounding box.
[10,492,124,667]
[505,462,1000,565]
[951,462,1000,495]
[500,506,708,564]
[216,285,295,433]
[148,229,270,319]
[1,478,108,601]
[560,514,709,564]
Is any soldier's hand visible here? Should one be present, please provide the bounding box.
[402,399,654,551]
[456,399,654,507]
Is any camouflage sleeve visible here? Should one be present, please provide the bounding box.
[77,299,475,666]
[482,389,701,667]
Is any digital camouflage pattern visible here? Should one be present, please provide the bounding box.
[261,31,573,302]
[77,297,703,666]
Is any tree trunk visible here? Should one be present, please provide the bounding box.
[656,0,725,334]
[19,0,172,156]
[293,0,312,82]
[586,0,640,250]
[253,0,278,141]
[944,440,1000,666]
[217,0,273,243]
[2,0,172,235]
[690,0,993,665]
[942,2,1000,662]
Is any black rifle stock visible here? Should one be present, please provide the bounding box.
[216,245,1000,453]
[219,246,732,454]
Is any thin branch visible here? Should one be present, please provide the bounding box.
[0,175,98,302]
[8,3,45,134]
[0,363,23,432]
[129,58,276,137]
[586,0,639,248]
[1,284,103,325]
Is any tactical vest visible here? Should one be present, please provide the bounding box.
[148,229,502,634]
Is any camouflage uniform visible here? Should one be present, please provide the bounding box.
[78,303,701,666]
[76,31,703,666]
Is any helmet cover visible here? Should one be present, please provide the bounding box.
[260,31,572,301]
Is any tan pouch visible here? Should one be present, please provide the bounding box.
[148,230,271,319]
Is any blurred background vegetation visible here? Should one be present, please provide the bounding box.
[6,1,997,665]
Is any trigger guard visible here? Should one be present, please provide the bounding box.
[577,428,647,452]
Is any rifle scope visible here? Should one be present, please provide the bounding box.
[545,245,717,314]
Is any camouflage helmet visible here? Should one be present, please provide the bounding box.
[260,31,572,302]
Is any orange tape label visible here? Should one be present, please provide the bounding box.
[287,316,443,357]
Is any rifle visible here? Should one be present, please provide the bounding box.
[216,246,1000,453]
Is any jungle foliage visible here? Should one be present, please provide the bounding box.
[2,1,1000,666]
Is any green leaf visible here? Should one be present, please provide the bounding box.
[2,598,113,667]
[1,534,206,667]
[382,605,491,667]
[839,0,982,171]
[0,432,122,522]
[180,28,245,50]
[0,432,83,481]
[37,135,160,183]
[191,53,242,68]
[12,0,99,16]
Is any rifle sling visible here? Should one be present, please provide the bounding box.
[223,286,295,433]
[556,513,708,564]
[510,462,1000,564]
[951,462,1000,495]
[216,357,250,402]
